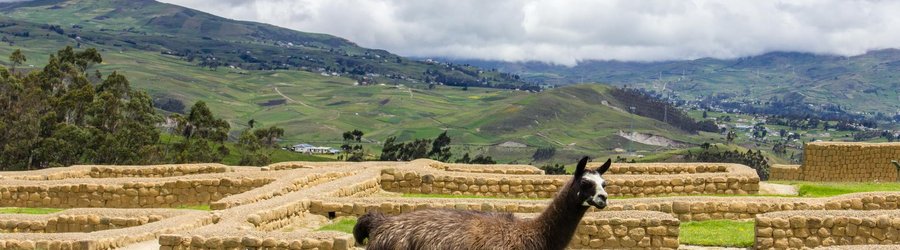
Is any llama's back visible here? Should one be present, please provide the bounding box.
[361,209,538,250]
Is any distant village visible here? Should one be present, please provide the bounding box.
[285,143,341,155]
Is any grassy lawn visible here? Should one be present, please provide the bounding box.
[175,204,212,211]
[317,218,357,234]
[771,181,900,197]
[401,193,544,200]
[0,207,64,214]
[680,220,755,247]
[610,193,793,200]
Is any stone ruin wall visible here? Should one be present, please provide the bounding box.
[770,142,900,182]
[755,210,900,249]
[5,158,900,249]
[381,163,760,198]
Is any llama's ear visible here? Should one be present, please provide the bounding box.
[596,158,612,175]
[573,156,589,179]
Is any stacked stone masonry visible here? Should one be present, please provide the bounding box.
[0,177,274,208]
[770,164,802,181]
[426,162,546,174]
[6,158,900,249]
[769,142,900,182]
[0,209,215,250]
[381,163,760,198]
[755,210,900,249]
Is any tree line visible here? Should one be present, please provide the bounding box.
[685,147,770,180]
[0,47,281,170]
[380,131,452,162]
[610,87,718,133]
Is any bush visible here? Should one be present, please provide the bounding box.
[540,164,566,175]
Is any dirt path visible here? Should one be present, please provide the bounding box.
[618,131,689,147]
[115,240,158,250]
[758,182,799,196]
[535,132,565,146]
[274,86,311,107]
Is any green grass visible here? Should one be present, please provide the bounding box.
[772,181,900,197]
[680,220,755,247]
[401,193,544,200]
[0,207,64,214]
[317,218,357,234]
[175,204,211,211]
[610,193,794,200]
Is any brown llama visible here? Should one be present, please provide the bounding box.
[353,156,611,250]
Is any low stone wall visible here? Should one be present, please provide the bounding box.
[770,164,802,181]
[158,232,354,250]
[247,199,312,231]
[423,159,545,175]
[570,211,680,249]
[0,214,164,233]
[303,192,900,225]
[0,164,232,181]
[755,210,900,249]
[209,172,350,210]
[616,192,900,222]
[605,163,729,175]
[0,209,215,250]
[87,164,231,178]
[381,163,759,198]
[802,142,900,182]
[774,142,900,182]
[0,177,274,208]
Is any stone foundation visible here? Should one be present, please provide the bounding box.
[770,142,900,182]
[769,164,801,181]
[755,210,900,249]
[0,177,274,208]
[381,163,760,198]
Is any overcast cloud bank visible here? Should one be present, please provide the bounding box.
[151,0,900,65]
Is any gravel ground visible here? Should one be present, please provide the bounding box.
[759,182,799,196]
[114,240,159,250]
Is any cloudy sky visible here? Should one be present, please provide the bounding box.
[157,0,900,65]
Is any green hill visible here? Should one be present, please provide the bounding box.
[0,0,530,90]
[0,0,708,163]
[454,50,900,115]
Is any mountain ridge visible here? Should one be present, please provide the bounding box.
[0,0,532,90]
[448,49,900,115]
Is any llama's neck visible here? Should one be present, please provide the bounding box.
[532,180,590,249]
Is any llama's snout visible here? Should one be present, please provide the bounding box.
[588,194,607,209]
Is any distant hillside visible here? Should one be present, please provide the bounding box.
[0,0,532,90]
[0,0,707,164]
[452,50,900,115]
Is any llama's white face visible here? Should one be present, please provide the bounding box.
[580,171,608,209]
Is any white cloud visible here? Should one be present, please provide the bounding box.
[158,0,900,66]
